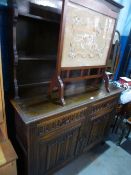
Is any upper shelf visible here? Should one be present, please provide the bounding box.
[29,2,62,15]
[18,55,57,61]
[16,1,62,23]
[18,12,60,23]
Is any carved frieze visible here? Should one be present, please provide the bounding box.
[37,107,90,136]
[91,97,118,114]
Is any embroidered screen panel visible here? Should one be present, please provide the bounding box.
[61,2,115,67]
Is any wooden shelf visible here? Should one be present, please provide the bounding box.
[18,55,57,61]
[64,75,103,82]
[18,81,50,88]
[18,12,60,23]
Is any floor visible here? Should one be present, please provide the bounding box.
[54,134,131,175]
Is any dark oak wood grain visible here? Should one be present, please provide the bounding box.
[11,0,60,98]
[10,1,123,174]
[11,84,122,175]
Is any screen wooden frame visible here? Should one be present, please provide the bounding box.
[48,0,122,105]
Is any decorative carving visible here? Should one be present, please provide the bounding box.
[88,112,112,144]
[91,98,118,115]
[37,107,88,136]
[61,3,115,67]
[38,128,79,173]
[76,110,116,155]
[37,97,118,136]
[14,92,121,175]
[47,128,78,169]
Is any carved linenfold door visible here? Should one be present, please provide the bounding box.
[88,113,111,145]
[38,128,79,174]
[75,114,92,155]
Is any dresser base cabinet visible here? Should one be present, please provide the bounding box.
[11,84,122,175]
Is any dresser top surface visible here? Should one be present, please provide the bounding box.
[11,83,123,124]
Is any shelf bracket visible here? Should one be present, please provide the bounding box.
[48,74,65,106]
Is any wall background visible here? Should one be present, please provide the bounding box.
[0,0,7,6]
[114,0,131,79]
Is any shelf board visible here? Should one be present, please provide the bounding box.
[64,75,103,82]
[18,55,57,61]
[18,81,50,88]
[18,12,60,23]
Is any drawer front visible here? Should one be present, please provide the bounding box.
[36,107,91,139]
[91,96,118,117]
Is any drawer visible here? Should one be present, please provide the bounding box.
[91,108,115,121]
[36,107,89,138]
[91,96,118,115]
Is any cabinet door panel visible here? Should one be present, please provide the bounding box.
[75,117,92,155]
[88,115,109,144]
[38,127,79,175]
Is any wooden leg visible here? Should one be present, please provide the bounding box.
[117,125,126,146]
[114,115,123,134]
[112,115,119,133]
[103,73,110,93]
[125,125,131,139]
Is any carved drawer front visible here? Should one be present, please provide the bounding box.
[37,107,90,138]
[38,128,79,175]
[91,96,118,116]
